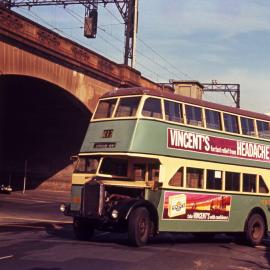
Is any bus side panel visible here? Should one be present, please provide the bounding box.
[131,120,270,170]
[156,189,270,233]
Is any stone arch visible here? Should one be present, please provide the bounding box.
[0,40,115,112]
[0,74,92,190]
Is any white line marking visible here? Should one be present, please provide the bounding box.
[0,216,72,224]
[0,255,14,260]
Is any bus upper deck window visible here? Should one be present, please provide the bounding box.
[115,97,141,117]
[94,99,117,119]
[142,97,162,119]
[259,176,269,193]
[225,172,240,191]
[186,105,203,127]
[257,120,270,139]
[224,113,239,134]
[205,109,222,130]
[164,100,183,123]
[241,117,255,136]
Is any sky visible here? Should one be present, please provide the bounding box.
[13,0,270,114]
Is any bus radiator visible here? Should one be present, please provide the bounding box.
[81,180,105,217]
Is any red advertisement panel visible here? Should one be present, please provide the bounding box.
[162,191,231,221]
[167,128,270,162]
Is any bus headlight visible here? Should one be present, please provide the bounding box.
[111,209,119,219]
[60,204,66,213]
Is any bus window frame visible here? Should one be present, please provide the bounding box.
[185,104,204,128]
[140,96,164,120]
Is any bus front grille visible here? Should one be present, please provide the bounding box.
[81,180,104,217]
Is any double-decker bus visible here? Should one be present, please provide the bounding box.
[62,87,270,246]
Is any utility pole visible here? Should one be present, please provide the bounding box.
[2,0,138,67]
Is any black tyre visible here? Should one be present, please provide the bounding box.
[73,217,94,241]
[128,207,150,247]
[245,213,265,246]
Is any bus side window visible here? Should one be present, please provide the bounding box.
[164,100,183,123]
[169,167,184,187]
[133,164,146,181]
[148,163,160,181]
[142,98,162,119]
[186,168,204,189]
[241,117,255,136]
[224,113,239,134]
[243,174,256,193]
[185,105,203,127]
[206,170,222,190]
[259,176,269,193]
[205,109,222,130]
[257,120,270,139]
[225,172,240,191]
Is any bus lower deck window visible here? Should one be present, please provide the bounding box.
[148,163,160,181]
[186,168,204,189]
[99,158,128,177]
[259,176,269,193]
[169,167,184,187]
[206,170,222,190]
[225,172,240,191]
[243,174,256,193]
[133,164,146,181]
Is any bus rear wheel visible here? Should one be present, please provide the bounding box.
[128,207,150,247]
[245,213,265,246]
[73,217,95,241]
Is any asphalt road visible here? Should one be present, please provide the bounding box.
[1,190,270,270]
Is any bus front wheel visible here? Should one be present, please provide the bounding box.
[245,213,265,246]
[128,207,150,247]
[73,217,94,241]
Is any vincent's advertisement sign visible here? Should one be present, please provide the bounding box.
[162,191,231,221]
[167,128,270,162]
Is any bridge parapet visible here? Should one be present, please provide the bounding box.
[0,6,162,89]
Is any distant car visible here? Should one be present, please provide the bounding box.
[0,185,12,194]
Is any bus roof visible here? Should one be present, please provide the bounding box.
[101,87,270,122]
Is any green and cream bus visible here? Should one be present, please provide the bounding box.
[62,87,270,246]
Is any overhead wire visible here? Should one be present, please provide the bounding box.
[15,3,193,83]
